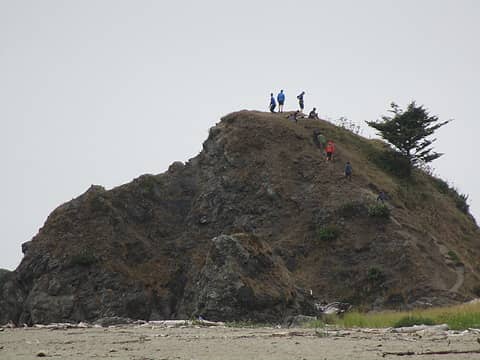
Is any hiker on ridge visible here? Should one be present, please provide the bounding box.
[297,91,305,112]
[377,191,387,203]
[316,132,327,153]
[345,161,352,181]
[326,140,335,162]
[269,93,276,113]
[308,107,319,120]
[277,90,285,112]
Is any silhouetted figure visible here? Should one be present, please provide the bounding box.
[269,93,276,113]
[308,107,319,120]
[297,91,305,112]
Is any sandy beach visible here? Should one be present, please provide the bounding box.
[1,324,480,360]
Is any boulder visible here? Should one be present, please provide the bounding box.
[191,233,315,322]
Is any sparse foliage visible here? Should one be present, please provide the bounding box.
[368,204,390,219]
[317,225,340,241]
[367,266,386,282]
[367,102,450,167]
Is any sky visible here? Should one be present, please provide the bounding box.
[1,0,479,270]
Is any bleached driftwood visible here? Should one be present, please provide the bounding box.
[390,324,449,334]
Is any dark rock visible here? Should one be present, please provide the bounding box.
[0,271,25,325]
[21,242,31,254]
[189,234,316,322]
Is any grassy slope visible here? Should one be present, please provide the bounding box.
[223,111,480,304]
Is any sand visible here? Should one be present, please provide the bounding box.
[1,325,480,360]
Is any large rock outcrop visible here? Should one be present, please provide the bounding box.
[1,111,480,324]
[188,234,315,322]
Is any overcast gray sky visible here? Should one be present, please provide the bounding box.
[1,0,479,270]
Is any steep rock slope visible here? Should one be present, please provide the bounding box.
[2,111,479,324]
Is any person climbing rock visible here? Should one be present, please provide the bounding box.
[308,107,319,120]
[326,140,335,162]
[297,91,305,112]
[316,132,327,153]
[345,161,352,180]
[269,93,276,113]
[377,191,387,203]
[277,90,285,112]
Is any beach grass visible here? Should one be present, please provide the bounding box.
[307,302,480,330]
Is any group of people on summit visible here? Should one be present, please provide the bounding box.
[269,90,319,121]
[269,89,353,181]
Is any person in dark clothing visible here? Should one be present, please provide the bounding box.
[269,93,276,113]
[287,110,300,123]
[277,90,285,112]
[297,91,305,112]
[345,161,352,180]
[308,107,319,120]
[377,191,387,203]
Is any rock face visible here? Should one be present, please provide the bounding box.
[0,270,24,324]
[188,234,314,322]
[1,111,480,324]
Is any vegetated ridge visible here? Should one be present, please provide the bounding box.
[1,110,479,325]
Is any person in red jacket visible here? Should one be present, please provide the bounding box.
[326,141,335,162]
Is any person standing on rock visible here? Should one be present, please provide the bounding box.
[326,140,335,162]
[269,93,276,113]
[317,132,327,155]
[277,90,285,112]
[345,161,352,180]
[297,91,305,113]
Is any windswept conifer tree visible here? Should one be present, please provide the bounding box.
[367,102,450,167]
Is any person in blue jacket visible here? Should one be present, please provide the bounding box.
[269,93,276,113]
[345,161,353,181]
[277,90,285,112]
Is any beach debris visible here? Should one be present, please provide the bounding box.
[316,302,351,315]
[33,322,88,330]
[94,317,133,327]
[382,349,480,357]
[391,324,449,334]
[137,319,225,328]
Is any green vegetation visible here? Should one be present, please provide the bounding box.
[367,266,386,282]
[393,315,435,328]
[317,225,340,241]
[431,177,470,214]
[447,250,462,265]
[368,203,390,219]
[70,250,98,267]
[370,148,412,178]
[306,302,480,330]
[367,102,450,167]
